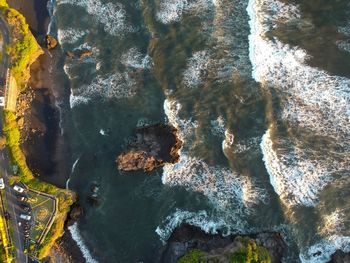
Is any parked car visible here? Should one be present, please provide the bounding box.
[0,178,5,189]
[13,185,25,193]
[16,196,28,202]
[19,214,31,221]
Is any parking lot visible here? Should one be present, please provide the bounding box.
[12,183,56,254]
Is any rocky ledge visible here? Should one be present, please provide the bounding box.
[329,250,350,263]
[117,124,182,172]
[159,224,286,263]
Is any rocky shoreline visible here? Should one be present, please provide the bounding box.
[159,224,286,263]
[6,0,84,262]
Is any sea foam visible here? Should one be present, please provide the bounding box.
[68,223,98,263]
[156,0,212,24]
[248,0,350,208]
[260,128,333,207]
[57,0,130,36]
[57,28,88,45]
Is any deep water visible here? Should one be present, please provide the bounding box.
[51,0,350,262]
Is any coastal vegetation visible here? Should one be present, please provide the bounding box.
[177,240,271,263]
[3,111,74,259]
[0,0,74,259]
[0,0,43,89]
[0,211,12,263]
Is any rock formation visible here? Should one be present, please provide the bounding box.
[46,35,58,50]
[66,49,93,60]
[159,224,286,263]
[117,124,182,172]
[329,250,350,263]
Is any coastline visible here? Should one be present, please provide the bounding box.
[5,0,85,262]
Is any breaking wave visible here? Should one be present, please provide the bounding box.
[155,209,238,243]
[68,223,98,263]
[57,28,88,45]
[260,128,334,207]
[300,236,350,263]
[163,153,267,210]
[156,0,212,24]
[57,0,130,36]
[121,48,153,69]
[183,50,212,88]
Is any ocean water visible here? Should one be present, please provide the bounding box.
[50,0,350,262]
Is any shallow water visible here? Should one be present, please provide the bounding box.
[51,0,350,262]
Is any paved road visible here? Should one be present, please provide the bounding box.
[0,16,28,263]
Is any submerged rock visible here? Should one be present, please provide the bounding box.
[46,35,58,50]
[117,124,182,172]
[159,224,286,263]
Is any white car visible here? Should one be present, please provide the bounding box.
[13,185,25,193]
[0,178,5,189]
[20,214,31,221]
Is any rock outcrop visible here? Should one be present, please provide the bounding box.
[329,250,350,263]
[66,49,93,60]
[117,124,182,172]
[46,35,58,50]
[159,224,286,263]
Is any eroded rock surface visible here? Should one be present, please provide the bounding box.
[46,35,58,50]
[117,124,182,172]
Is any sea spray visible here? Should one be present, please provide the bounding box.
[68,223,99,263]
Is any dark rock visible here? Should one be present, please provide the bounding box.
[117,124,182,172]
[66,49,93,60]
[329,250,350,263]
[46,35,58,50]
[65,203,84,226]
[159,224,286,263]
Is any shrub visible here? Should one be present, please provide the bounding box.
[178,249,205,263]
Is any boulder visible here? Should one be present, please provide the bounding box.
[46,35,58,50]
[117,124,182,172]
[66,49,93,60]
[329,250,350,263]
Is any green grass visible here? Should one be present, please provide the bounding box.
[27,191,55,242]
[0,3,42,89]
[3,111,74,259]
[178,249,205,263]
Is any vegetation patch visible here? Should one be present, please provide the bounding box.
[3,111,74,259]
[0,0,43,89]
[230,240,271,263]
[178,249,205,263]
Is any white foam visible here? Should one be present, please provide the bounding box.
[336,40,350,53]
[99,129,107,136]
[57,28,88,45]
[183,50,212,88]
[69,94,90,108]
[232,137,260,154]
[155,209,234,243]
[71,157,80,175]
[156,0,212,24]
[318,209,347,237]
[75,72,137,101]
[300,236,350,263]
[58,0,130,36]
[121,48,153,69]
[260,128,334,207]
[210,116,226,137]
[163,99,198,144]
[247,0,350,141]
[68,222,99,263]
[163,153,267,210]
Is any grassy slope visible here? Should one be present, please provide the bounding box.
[0,0,74,259]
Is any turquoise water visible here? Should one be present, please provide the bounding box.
[51,0,350,262]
